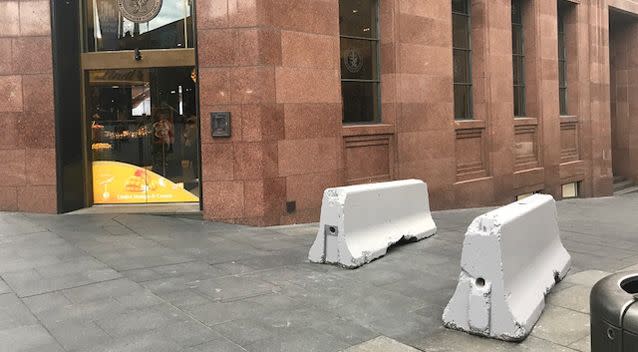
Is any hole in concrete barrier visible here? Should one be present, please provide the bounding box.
[607,328,615,340]
[621,276,638,294]
[475,278,486,287]
[329,226,337,235]
[554,272,561,284]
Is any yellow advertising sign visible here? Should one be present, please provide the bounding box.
[92,161,199,204]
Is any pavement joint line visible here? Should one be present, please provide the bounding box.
[18,289,71,352]
[561,234,638,252]
[561,246,638,260]
[560,228,638,244]
[215,290,281,304]
[0,229,51,237]
[118,259,202,273]
[17,276,124,299]
[527,333,582,352]
[131,262,305,285]
[140,280,251,352]
[558,226,630,239]
[118,259,201,273]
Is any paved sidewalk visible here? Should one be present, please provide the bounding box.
[1,194,637,352]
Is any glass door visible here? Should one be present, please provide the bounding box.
[81,0,199,205]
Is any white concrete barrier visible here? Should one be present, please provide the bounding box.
[442,194,571,341]
[308,179,437,268]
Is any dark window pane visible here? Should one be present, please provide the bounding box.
[452,0,472,120]
[512,26,524,54]
[559,87,568,115]
[342,82,378,123]
[558,35,566,59]
[559,61,567,85]
[453,49,470,83]
[514,86,525,116]
[558,11,565,34]
[513,56,525,85]
[514,87,520,116]
[453,0,469,14]
[558,4,567,115]
[340,38,378,80]
[512,0,523,25]
[453,13,470,48]
[339,0,377,38]
[454,85,472,119]
[512,0,525,117]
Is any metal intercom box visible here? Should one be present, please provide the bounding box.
[211,112,231,138]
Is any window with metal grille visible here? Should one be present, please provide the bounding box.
[453,0,473,120]
[512,0,526,117]
[558,6,568,115]
[339,0,380,123]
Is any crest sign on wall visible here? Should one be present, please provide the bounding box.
[118,0,163,23]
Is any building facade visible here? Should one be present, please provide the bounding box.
[0,0,636,225]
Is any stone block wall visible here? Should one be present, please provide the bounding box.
[0,0,57,213]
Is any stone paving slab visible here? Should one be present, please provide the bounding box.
[342,336,421,352]
[0,193,635,351]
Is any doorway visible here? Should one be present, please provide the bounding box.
[609,9,638,195]
[81,0,200,206]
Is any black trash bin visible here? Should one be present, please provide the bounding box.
[591,272,638,351]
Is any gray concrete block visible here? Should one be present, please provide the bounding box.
[309,180,437,268]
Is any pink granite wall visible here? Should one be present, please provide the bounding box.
[0,0,57,213]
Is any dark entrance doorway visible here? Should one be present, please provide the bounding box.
[81,0,200,206]
[609,9,638,193]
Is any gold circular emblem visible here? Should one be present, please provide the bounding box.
[118,0,163,23]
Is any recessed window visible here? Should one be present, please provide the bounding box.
[516,192,538,201]
[452,0,472,120]
[453,0,473,120]
[562,182,579,199]
[558,4,568,115]
[339,0,380,124]
[512,0,526,117]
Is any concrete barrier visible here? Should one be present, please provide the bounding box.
[442,194,571,341]
[308,179,437,268]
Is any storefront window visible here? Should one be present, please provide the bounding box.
[339,0,380,123]
[84,0,193,52]
[512,0,526,117]
[453,0,473,120]
[87,67,199,204]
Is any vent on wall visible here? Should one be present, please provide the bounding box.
[286,201,296,214]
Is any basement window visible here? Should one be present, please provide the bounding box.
[517,192,537,201]
[561,182,579,199]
